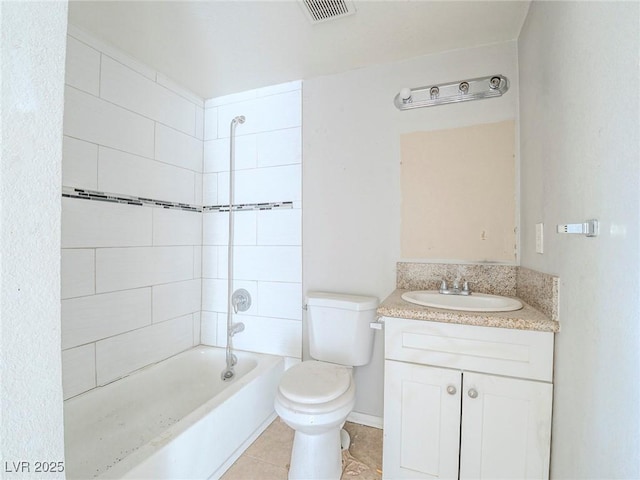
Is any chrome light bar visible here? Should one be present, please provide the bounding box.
[394,74,509,110]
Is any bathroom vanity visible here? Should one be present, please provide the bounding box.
[377,266,559,480]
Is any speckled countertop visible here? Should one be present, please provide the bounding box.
[377,288,559,333]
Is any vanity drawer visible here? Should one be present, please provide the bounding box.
[383,317,554,382]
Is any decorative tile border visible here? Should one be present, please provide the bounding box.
[203,201,294,212]
[62,187,294,213]
[62,187,201,212]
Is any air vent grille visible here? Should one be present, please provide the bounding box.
[300,0,356,23]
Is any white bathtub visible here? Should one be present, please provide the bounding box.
[64,346,284,479]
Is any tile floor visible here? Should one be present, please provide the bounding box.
[221,419,383,480]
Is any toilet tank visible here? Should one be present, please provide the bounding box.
[307,292,378,367]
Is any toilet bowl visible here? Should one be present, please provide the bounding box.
[274,292,378,480]
[274,361,355,480]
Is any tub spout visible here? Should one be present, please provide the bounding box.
[229,322,245,336]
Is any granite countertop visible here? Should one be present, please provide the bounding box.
[377,289,560,333]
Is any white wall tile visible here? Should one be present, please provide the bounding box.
[257,282,303,320]
[155,123,203,172]
[98,146,196,205]
[96,315,193,385]
[216,171,229,205]
[195,173,203,205]
[203,173,218,205]
[217,90,302,137]
[62,136,98,189]
[152,208,202,246]
[192,312,201,345]
[65,35,100,96]
[202,278,226,312]
[200,311,218,345]
[68,26,156,81]
[62,288,152,349]
[257,209,301,246]
[234,165,301,204]
[228,315,302,358]
[62,197,152,248]
[256,127,302,168]
[216,246,228,279]
[203,135,257,173]
[156,72,204,108]
[233,246,301,283]
[215,313,227,347]
[152,279,201,323]
[62,344,96,400]
[204,139,225,173]
[61,249,95,299]
[95,246,194,293]
[203,211,256,246]
[202,246,218,279]
[100,56,196,135]
[64,86,155,158]
[193,246,202,278]
[204,107,218,140]
[195,106,205,140]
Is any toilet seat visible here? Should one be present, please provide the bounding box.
[278,361,351,404]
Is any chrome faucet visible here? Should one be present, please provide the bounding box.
[439,279,472,296]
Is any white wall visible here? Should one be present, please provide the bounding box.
[0,2,68,477]
[201,83,303,359]
[518,2,640,477]
[61,27,205,398]
[304,42,519,418]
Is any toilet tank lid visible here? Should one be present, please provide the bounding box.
[307,292,378,311]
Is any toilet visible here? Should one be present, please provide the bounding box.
[274,292,378,480]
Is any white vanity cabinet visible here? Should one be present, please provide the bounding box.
[382,317,554,480]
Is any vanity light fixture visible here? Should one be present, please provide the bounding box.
[394,74,509,110]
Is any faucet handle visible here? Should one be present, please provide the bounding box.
[439,279,448,292]
[462,281,471,293]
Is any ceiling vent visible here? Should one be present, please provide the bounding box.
[299,0,356,24]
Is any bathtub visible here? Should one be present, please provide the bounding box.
[64,346,284,479]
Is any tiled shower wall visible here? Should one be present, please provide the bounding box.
[200,84,303,358]
[60,27,302,399]
[60,27,204,399]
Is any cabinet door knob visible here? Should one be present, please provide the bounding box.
[468,388,478,399]
[446,385,457,395]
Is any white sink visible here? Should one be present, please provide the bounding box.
[401,290,523,312]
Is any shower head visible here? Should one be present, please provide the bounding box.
[232,115,245,124]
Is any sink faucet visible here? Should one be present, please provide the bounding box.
[439,279,472,296]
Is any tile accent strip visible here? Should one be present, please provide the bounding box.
[203,201,294,212]
[62,187,201,212]
[62,187,295,212]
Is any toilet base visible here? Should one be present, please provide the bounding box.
[289,428,342,480]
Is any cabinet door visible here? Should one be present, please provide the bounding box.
[460,372,552,479]
[383,360,461,479]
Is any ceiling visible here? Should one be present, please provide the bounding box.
[68,1,531,100]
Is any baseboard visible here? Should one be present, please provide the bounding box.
[347,411,383,429]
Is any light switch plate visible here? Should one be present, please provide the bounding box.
[535,223,544,254]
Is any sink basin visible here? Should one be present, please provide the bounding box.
[401,290,523,312]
